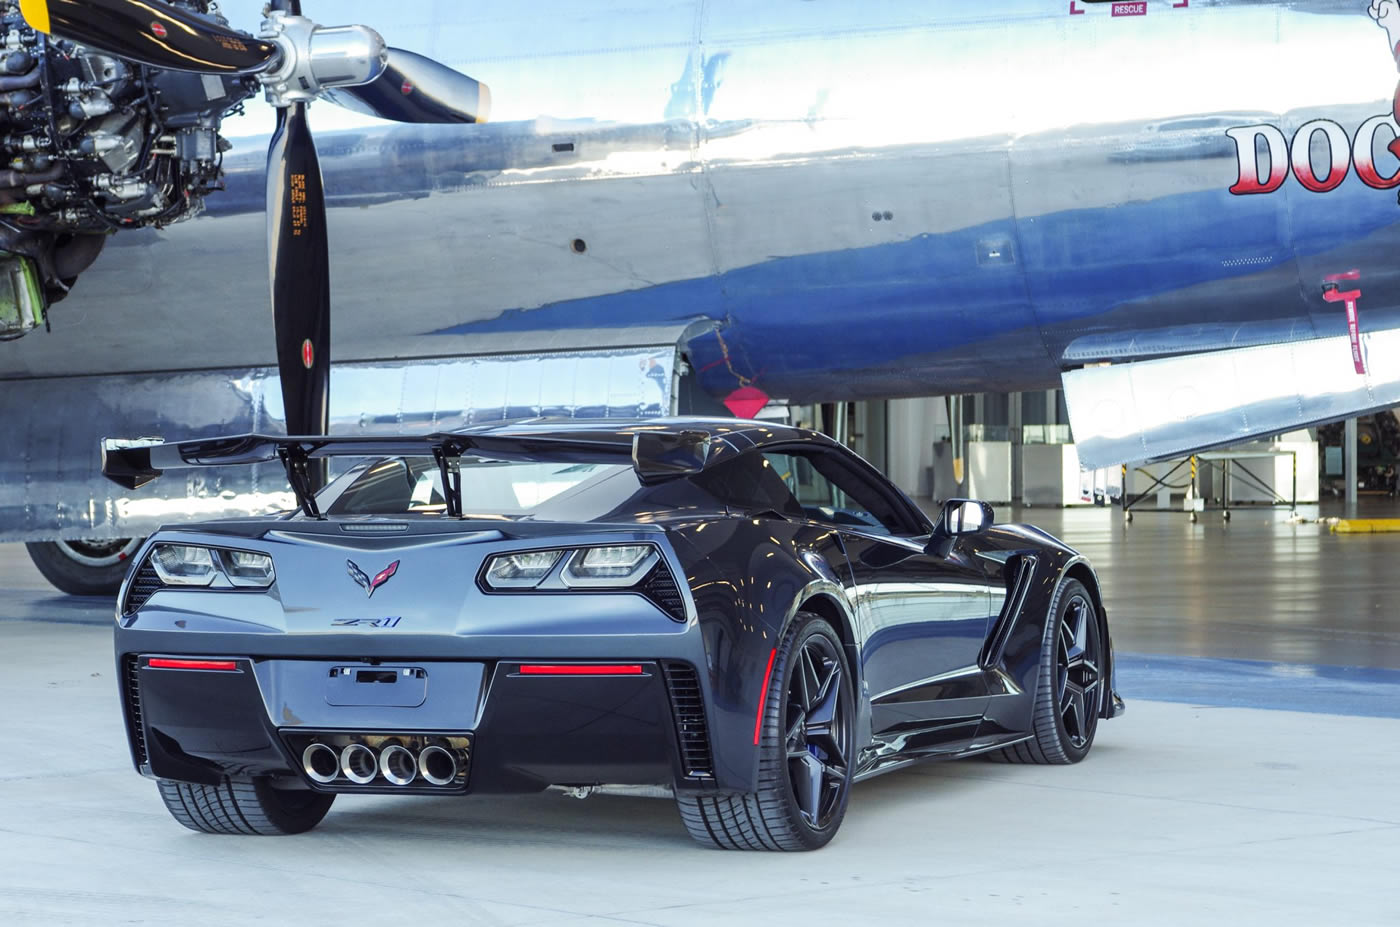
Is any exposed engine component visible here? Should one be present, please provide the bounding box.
[0,0,255,339]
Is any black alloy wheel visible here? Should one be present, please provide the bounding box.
[675,612,856,850]
[988,578,1104,765]
[784,630,850,829]
[1055,590,1102,751]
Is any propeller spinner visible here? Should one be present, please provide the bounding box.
[20,0,490,487]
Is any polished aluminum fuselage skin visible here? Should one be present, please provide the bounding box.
[4,0,1397,395]
[3,0,1398,539]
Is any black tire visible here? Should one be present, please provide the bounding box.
[677,612,855,851]
[988,578,1104,765]
[25,539,142,596]
[156,778,334,835]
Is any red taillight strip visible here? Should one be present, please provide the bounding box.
[518,664,644,676]
[146,658,239,671]
[753,648,778,745]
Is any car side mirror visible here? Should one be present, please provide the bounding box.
[926,498,994,558]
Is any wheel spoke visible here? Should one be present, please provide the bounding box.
[815,656,840,706]
[806,729,846,769]
[806,665,841,728]
[819,763,846,817]
[1062,601,1087,665]
[791,753,823,824]
[1062,683,1085,744]
[786,711,805,744]
[804,664,845,766]
[1072,601,1090,651]
[1083,677,1101,713]
[800,648,822,712]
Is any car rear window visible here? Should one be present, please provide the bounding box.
[325,457,632,518]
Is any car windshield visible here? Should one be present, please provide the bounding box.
[324,456,634,518]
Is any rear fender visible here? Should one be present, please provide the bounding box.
[779,581,871,768]
[668,518,855,793]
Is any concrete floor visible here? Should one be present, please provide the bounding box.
[1007,500,1400,670]
[3,504,1400,925]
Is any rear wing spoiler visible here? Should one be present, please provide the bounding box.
[102,429,711,518]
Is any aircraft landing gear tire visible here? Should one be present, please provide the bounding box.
[24,538,142,596]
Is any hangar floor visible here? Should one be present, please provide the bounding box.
[2,503,1398,925]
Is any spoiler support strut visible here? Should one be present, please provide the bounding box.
[277,444,324,519]
[431,444,464,518]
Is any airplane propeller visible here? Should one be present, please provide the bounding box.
[19,0,490,487]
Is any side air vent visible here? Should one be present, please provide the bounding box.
[123,560,164,614]
[123,656,148,768]
[638,564,687,621]
[662,661,714,778]
[981,554,1038,668]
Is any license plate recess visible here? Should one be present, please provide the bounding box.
[325,665,428,707]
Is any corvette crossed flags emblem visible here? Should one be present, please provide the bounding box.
[346,559,399,598]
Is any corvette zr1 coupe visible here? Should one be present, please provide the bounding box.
[103,418,1123,851]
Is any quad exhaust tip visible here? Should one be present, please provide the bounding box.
[340,743,378,785]
[418,745,457,786]
[298,737,464,787]
[302,743,340,784]
[379,744,417,786]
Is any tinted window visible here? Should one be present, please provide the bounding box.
[326,457,632,518]
[689,452,804,518]
[690,448,919,536]
[763,452,895,534]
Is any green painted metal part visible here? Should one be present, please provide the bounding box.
[0,251,45,338]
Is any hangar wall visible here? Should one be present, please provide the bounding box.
[867,393,1323,510]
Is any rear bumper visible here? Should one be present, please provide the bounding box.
[122,654,722,795]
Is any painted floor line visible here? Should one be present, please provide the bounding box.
[1116,652,1400,719]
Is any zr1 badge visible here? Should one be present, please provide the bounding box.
[331,617,404,628]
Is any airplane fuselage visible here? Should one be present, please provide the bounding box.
[2,0,1398,403]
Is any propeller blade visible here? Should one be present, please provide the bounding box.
[20,0,279,74]
[322,47,490,124]
[266,103,330,454]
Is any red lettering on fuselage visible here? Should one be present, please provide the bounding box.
[1226,116,1400,194]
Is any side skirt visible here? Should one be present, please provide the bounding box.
[852,733,1035,783]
